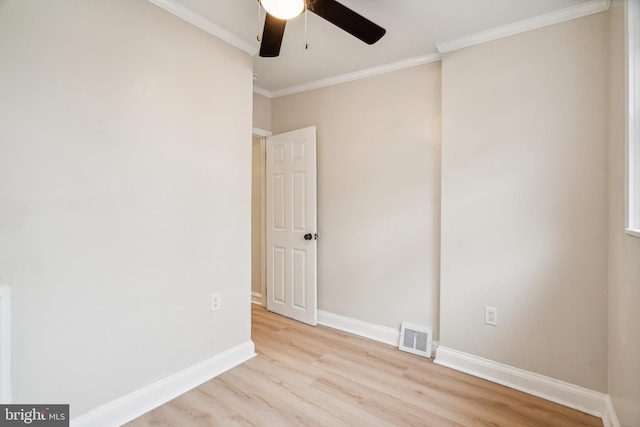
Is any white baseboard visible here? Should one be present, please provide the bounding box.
[434,346,607,418]
[251,292,262,305]
[317,310,400,347]
[71,340,256,427]
[602,395,621,427]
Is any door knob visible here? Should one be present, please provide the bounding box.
[304,233,313,240]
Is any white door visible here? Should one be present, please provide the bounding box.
[266,126,317,326]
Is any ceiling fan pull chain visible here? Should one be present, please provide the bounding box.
[257,0,262,42]
[304,3,309,50]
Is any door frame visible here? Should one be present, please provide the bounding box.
[253,128,271,307]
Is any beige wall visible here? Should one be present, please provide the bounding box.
[253,93,272,131]
[1,0,627,418]
[440,13,609,392]
[0,0,252,417]
[272,64,441,332]
[608,1,640,424]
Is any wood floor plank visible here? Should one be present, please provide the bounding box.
[402,366,601,427]
[235,356,400,427]
[312,352,522,427]
[310,371,468,427]
[126,306,603,427]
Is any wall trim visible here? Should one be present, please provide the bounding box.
[625,227,640,238]
[269,53,442,99]
[251,292,262,305]
[147,0,258,56]
[434,346,607,419]
[317,310,399,347]
[252,127,272,138]
[71,340,255,427]
[436,0,611,53]
[0,286,11,404]
[253,86,273,98]
[151,0,610,95]
[602,395,621,427]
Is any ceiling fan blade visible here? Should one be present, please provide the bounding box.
[259,13,287,57]
[308,0,386,45]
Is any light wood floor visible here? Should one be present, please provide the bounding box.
[126,305,602,427]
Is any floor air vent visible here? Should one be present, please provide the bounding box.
[399,323,432,358]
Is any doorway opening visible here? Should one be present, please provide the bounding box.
[251,126,318,325]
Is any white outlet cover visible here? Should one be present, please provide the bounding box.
[211,294,221,311]
[485,306,498,326]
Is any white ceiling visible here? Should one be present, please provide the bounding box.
[151,0,607,96]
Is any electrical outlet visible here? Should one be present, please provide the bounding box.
[485,306,498,326]
[211,293,221,311]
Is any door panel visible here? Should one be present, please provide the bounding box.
[266,126,317,325]
[272,174,285,230]
[273,246,286,303]
[292,248,306,309]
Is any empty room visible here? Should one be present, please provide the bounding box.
[0,0,638,426]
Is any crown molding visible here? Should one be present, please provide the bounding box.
[253,85,273,98]
[151,0,610,96]
[269,53,442,98]
[436,0,611,53]
[148,0,258,56]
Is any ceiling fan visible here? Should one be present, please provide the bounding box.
[258,0,386,57]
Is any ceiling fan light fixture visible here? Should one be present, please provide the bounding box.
[260,0,304,20]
